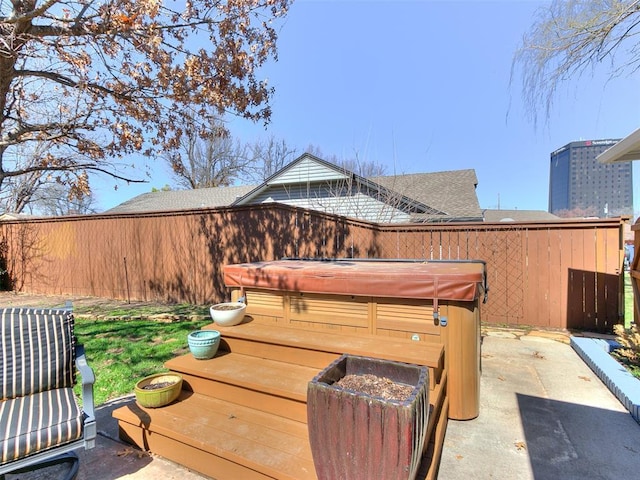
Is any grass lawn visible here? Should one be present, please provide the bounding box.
[625,271,633,329]
[74,313,210,406]
[613,271,640,379]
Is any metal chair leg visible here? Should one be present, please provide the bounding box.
[3,451,80,480]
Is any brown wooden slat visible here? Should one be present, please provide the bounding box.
[209,322,444,369]
[417,397,449,480]
[218,335,341,370]
[375,301,439,337]
[246,290,285,312]
[118,421,275,480]
[289,295,369,328]
[165,352,315,402]
[115,319,447,480]
[114,391,316,480]
[179,371,308,423]
[424,369,447,444]
[0,206,625,331]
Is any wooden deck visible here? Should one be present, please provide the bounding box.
[113,321,449,480]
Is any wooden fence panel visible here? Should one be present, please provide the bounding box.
[0,205,626,332]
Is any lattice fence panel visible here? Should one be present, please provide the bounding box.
[475,227,524,323]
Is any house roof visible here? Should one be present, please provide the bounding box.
[104,156,482,222]
[597,127,640,163]
[371,169,482,221]
[104,185,255,214]
[482,209,560,222]
[232,154,445,216]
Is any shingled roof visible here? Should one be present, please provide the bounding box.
[371,169,482,222]
[105,185,255,214]
[105,161,482,223]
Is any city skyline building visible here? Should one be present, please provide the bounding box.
[549,139,633,217]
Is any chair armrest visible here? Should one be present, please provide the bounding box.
[75,344,97,448]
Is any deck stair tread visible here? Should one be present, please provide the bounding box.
[209,321,443,368]
[166,352,316,402]
[115,322,448,480]
[114,391,317,480]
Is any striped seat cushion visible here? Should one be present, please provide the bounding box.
[0,387,83,464]
[0,308,76,399]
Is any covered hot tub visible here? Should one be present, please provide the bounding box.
[223,258,487,420]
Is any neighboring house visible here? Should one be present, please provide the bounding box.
[232,154,483,223]
[105,185,255,215]
[106,154,484,223]
[371,169,482,222]
[482,209,561,222]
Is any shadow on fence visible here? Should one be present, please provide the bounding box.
[0,204,627,331]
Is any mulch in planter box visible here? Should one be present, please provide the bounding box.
[307,354,429,480]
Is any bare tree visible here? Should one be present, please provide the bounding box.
[0,141,93,213]
[0,0,292,208]
[303,145,388,177]
[339,157,387,178]
[29,182,97,216]
[249,135,298,181]
[168,117,255,189]
[1,171,46,214]
[554,206,600,218]
[512,0,640,124]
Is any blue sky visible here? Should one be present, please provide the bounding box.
[93,0,640,214]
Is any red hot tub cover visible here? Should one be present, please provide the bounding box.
[223,259,486,302]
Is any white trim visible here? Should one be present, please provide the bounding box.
[597,127,640,163]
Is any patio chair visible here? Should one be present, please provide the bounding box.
[0,306,96,480]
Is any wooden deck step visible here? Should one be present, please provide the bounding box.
[114,391,316,480]
[114,322,449,480]
[166,352,315,423]
[210,322,444,369]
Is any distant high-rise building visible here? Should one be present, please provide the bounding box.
[549,139,633,217]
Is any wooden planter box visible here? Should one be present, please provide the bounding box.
[307,354,429,480]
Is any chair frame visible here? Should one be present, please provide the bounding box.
[0,305,96,480]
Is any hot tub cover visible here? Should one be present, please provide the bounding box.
[223,259,486,302]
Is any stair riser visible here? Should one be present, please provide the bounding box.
[182,373,308,423]
[118,421,280,480]
[220,337,340,369]
[219,337,442,390]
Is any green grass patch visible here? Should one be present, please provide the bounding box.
[613,322,640,380]
[625,271,633,329]
[73,303,209,318]
[611,351,640,379]
[74,317,210,405]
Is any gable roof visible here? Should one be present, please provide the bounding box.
[105,185,255,214]
[231,154,443,215]
[371,169,481,221]
[104,155,483,222]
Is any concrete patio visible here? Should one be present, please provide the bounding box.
[6,323,640,480]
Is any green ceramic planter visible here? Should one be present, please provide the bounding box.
[134,373,183,408]
[188,330,221,359]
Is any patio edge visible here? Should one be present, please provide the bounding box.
[570,336,640,424]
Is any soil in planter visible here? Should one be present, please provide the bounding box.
[142,381,176,390]
[212,304,243,311]
[335,374,414,401]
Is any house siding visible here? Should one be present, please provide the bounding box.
[271,157,349,185]
[250,183,412,223]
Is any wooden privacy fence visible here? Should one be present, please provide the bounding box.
[630,218,640,326]
[0,204,626,331]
